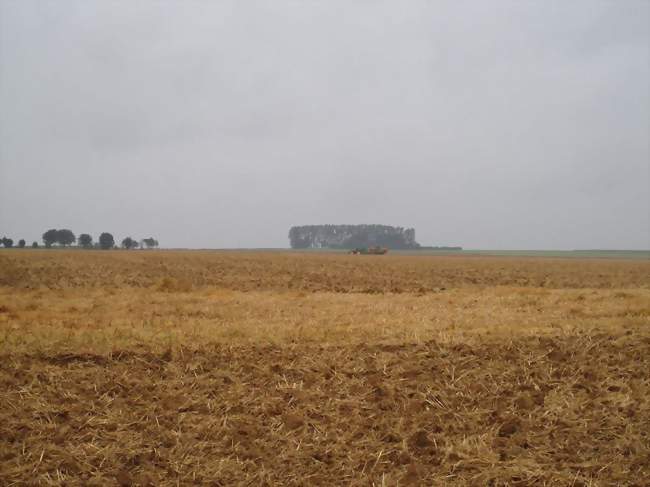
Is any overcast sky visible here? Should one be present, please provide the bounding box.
[1,1,648,249]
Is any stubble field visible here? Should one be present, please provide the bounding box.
[1,250,649,486]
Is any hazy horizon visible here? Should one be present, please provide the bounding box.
[1,1,648,250]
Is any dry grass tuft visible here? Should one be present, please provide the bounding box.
[156,277,193,293]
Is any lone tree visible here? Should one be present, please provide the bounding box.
[142,237,159,249]
[98,232,115,250]
[121,236,138,249]
[78,234,93,248]
[1,237,13,248]
[18,239,26,248]
[56,229,76,246]
[32,241,38,248]
[43,229,58,247]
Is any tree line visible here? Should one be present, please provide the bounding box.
[0,229,159,250]
[289,224,420,250]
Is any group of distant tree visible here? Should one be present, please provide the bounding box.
[0,229,159,250]
[0,237,24,248]
[289,224,420,250]
[42,229,75,247]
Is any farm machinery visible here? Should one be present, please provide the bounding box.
[348,246,388,255]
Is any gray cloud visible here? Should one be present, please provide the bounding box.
[1,0,648,249]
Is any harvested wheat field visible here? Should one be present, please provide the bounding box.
[1,250,649,486]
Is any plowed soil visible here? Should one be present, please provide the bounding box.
[1,250,649,486]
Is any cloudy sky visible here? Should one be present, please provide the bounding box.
[1,1,648,249]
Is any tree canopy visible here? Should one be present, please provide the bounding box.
[99,232,115,250]
[142,238,159,249]
[288,225,419,250]
[56,229,76,246]
[42,228,76,246]
[78,234,93,248]
[121,237,138,249]
[43,229,58,247]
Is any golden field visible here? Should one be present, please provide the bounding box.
[1,250,649,486]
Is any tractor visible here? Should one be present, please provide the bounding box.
[348,246,388,255]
